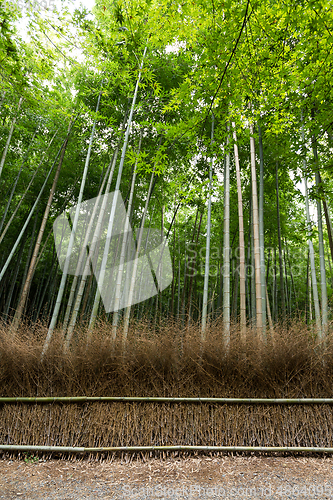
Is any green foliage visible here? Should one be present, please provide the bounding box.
[23,452,39,464]
[0,0,332,325]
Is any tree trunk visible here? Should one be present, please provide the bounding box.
[63,107,130,334]
[275,162,286,323]
[3,233,28,321]
[258,125,266,335]
[0,135,64,286]
[250,204,256,324]
[318,170,333,269]
[42,90,103,359]
[232,122,246,339]
[301,114,321,334]
[0,126,39,235]
[201,114,214,340]
[312,137,328,335]
[111,132,142,341]
[88,47,148,331]
[273,247,277,322]
[0,130,58,245]
[62,141,120,334]
[223,138,231,342]
[322,196,333,267]
[12,120,73,331]
[187,210,203,327]
[250,123,262,332]
[122,167,156,344]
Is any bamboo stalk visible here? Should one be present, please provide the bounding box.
[0,130,58,246]
[0,140,64,285]
[201,114,214,339]
[1,444,333,454]
[111,131,142,339]
[249,122,263,332]
[0,125,39,236]
[313,138,328,334]
[301,113,321,335]
[122,166,156,342]
[258,125,266,335]
[275,162,286,322]
[64,147,120,344]
[42,90,103,357]
[1,397,333,404]
[89,46,148,330]
[12,119,74,331]
[223,137,231,342]
[232,122,246,340]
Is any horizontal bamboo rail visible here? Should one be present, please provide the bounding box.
[1,396,333,404]
[0,444,333,454]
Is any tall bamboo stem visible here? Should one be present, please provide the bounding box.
[258,125,266,335]
[89,46,148,330]
[42,90,103,358]
[313,138,328,335]
[249,123,262,332]
[12,119,73,331]
[223,136,231,342]
[275,162,286,323]
[201,114,214,340]
[232,122,246,340]
[111,132,142,340]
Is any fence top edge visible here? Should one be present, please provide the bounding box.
[1,396,333,404]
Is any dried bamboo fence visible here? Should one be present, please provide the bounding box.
[1,397,333,456]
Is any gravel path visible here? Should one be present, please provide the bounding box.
[1,455,333,499]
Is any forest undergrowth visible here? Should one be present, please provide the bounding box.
[1,318,333,454]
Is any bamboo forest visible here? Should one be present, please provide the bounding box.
[3,0,333,461]
[1,0,333,341]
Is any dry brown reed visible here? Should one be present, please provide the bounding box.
[1,318,333,457]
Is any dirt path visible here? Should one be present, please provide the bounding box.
[1,455,333,499]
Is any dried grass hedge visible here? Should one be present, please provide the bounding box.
[1,318,333,456]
